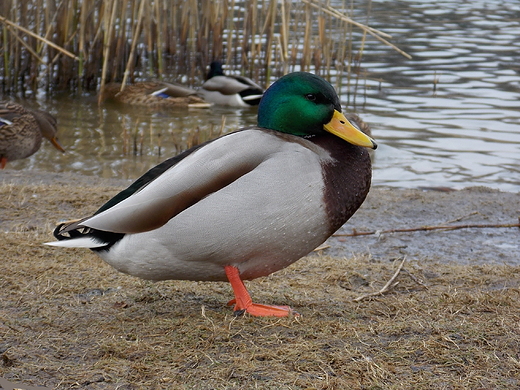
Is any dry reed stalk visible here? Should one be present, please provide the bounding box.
[154,0,165,78]
[250,0,260,73]
[0,0,408,96]
[225,0,236,67]
[2,25,8,83]
[121,0,146,90]
[121,118,129,156]
[218,115,227,137]
[7,26,44,63]
[98,0,118,105]
[302,0,412,60]
[302,3,312,72]
[139,129,144,156]
[187,126,201,150]
[262,0,275,73]
[132,119,140,156]
[0,15,78,60]
[157,131,162,157]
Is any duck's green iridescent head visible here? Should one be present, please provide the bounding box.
[258,72,376,149]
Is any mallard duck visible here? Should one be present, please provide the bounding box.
[199,61,264,107]
[100,82,212,108]
[0,101,65,169]
[46,72,377,317]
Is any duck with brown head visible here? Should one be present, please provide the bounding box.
[0,101,65,169]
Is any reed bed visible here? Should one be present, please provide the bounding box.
[0,0,406,96]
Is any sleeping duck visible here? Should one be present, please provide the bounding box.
[199,61,264,107]
[0,101,65,169]
[46,72,377,317]
[100,81,212,108]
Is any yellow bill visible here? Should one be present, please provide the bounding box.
[324,110,377,149]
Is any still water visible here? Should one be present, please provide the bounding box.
[5,0,520,192]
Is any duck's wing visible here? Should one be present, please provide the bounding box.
[151,82,200,98]
[232,76,264,104]
[72,129,283,234]
[202,76,255,95]
[0,101,26,122]
[231,75,264,92]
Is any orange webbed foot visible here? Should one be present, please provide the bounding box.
[227,298,297,317]
[224,265,299,317]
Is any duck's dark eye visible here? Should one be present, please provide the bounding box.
[305,94,317,102]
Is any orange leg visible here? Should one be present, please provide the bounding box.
[1,157,7,169]
[224,265,298,317]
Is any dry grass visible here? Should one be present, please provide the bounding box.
[1,181,519,389]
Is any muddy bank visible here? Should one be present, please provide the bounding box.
[331,185,520,265]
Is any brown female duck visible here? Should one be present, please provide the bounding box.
[0,101,65,168]
[100,82,212,108]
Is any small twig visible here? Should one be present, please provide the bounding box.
[401,267,428,290]
[353,257,406,302]
[335,222,520,237]
[313,244,330,252]
[200,305,216,332]
[444,211,479,224]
